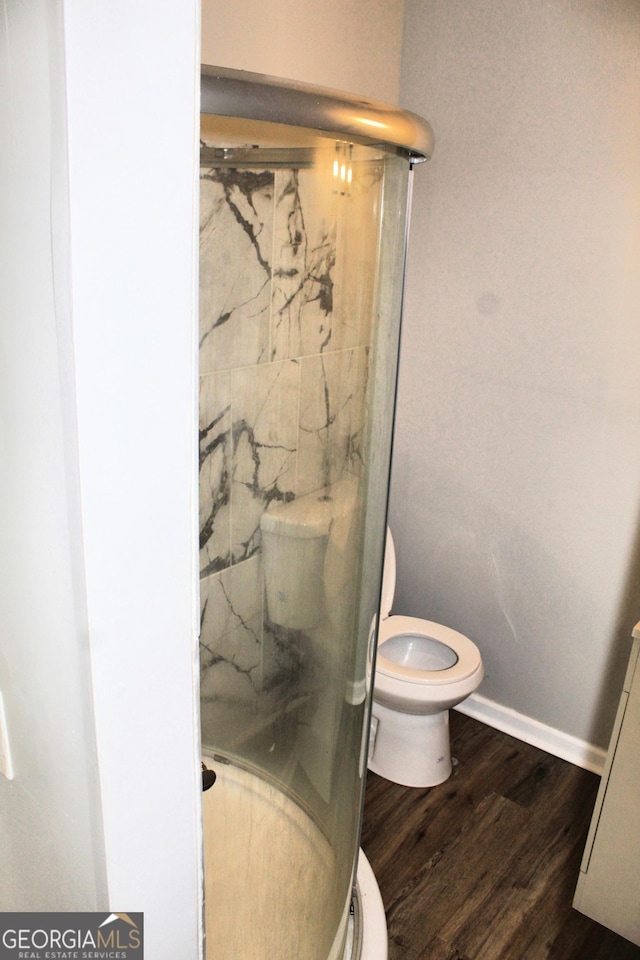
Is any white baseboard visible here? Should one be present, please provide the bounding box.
[454,693,607,776]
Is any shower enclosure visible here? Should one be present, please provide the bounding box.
[198,67,433,960]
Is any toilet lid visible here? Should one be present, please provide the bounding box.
[376,615,481,685]
[380,527,396,619]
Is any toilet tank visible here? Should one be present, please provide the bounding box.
[260,478,357,630]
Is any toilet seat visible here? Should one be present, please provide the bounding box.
[376,615,481,685]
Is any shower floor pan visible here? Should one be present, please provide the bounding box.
[202,755,387,960]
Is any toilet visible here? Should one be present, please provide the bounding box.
[368,528,483,788]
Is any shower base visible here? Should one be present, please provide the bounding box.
[202,755,387,960]
[353,849,388,960]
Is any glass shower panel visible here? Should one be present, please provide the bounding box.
[199,115,410,960]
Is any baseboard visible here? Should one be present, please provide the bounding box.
[454,693,607,775]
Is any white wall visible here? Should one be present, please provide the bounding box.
[63,2,203,954]
[392,0,640,748]
[0,0,203,953]
[201,0,405,103]
[0,0,106,910]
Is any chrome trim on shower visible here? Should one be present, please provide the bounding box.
[201,65,434,161]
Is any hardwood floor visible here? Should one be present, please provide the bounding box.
[360,711,640,960]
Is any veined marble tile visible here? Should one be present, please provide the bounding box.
[261,620,310,698]
[199,168,274,374]
[296,346,369,495]
[332,160,384,351]
[270,169,339,361]
[198,158,381,770]
[231,359,299,563]
[200,557,263,705]
[199,370,231,577]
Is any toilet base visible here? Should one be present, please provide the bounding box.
[368,702,452,787]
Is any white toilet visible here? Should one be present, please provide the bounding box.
[368,528,483,788]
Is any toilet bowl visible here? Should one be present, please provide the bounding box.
[368,529,483,788]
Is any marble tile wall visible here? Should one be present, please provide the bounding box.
[199,153,382,745]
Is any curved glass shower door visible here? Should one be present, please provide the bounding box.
[198,70,432,960]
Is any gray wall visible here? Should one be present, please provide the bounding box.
[201,0,404,103]
[391,0,640,747]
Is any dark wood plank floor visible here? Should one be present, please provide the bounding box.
[361,711,640,960]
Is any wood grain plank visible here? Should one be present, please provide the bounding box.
[361,711,640,960]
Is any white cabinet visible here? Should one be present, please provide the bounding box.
[573,624,640,945]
